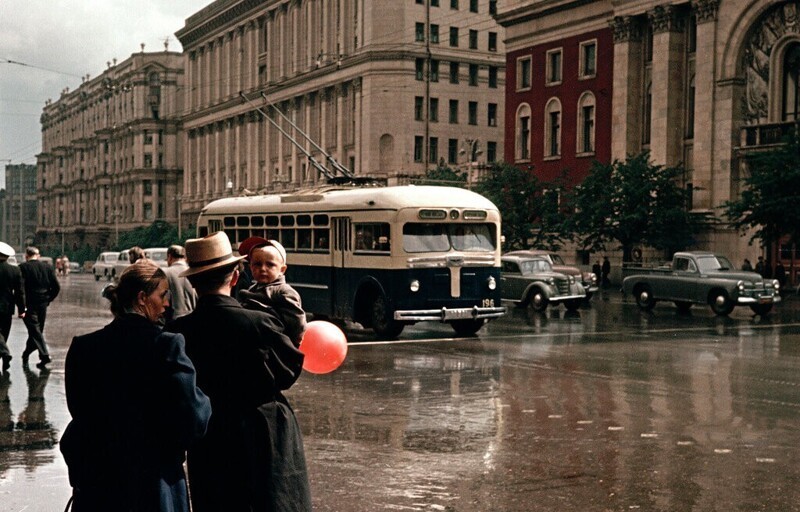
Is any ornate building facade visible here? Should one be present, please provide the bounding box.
[37,51,184,251]
[176,0,506,220]
[498,0,800,272]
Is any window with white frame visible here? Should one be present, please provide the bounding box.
[516,56,531,91]
[516,103,531,161]
[544,98,561,158]
[576,92,596,155]
[546,49,562,85]
[579,40,597,78]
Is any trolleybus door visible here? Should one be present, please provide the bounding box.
[331,217,351,317]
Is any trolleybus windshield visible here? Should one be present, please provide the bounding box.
[402,223,496,253]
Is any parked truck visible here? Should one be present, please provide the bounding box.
[622,251,781,316]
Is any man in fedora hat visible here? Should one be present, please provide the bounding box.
[166,232,311,512]
[0,242,25,373]
[19,246,60,369]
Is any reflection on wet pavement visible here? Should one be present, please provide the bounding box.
[2,276,800,510]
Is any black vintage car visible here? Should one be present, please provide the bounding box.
[500,254,587,313]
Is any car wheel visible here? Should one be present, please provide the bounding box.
[528,289,548,313]
[675,301,692,313]
[371,294,404,339]
[451,319,485,337]
[749,303,773,316]
[565,299,582,312]
[635,285,656,311]
[709,291,734,316]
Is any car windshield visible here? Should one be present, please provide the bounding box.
[105,254,118,262]
[696,255,733,272]
[403,223,496,253]
[147,251,167,261]
[519,259,552,274]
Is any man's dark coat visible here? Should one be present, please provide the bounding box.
[167,294,311,512]
[61,314,211,511]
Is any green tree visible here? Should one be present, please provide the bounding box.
[722,132,800,255]
[416,163,467,187]
[116,221,189,250]
[474,163,566,250]
[563,153,695,261]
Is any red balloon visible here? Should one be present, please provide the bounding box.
[299,321,348,374]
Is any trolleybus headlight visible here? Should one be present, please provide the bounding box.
[410,280,421,292]
[737,280,745,292]
[487,276,496,290]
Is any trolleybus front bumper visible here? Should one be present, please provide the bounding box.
[394,306,507,323]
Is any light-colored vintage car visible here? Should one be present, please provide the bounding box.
[92,252,119,281]
[623,251,781,316]
[500,254,587,313]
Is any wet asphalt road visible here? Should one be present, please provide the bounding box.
[2,274,800,511]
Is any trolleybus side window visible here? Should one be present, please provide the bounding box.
[354,222,390,253]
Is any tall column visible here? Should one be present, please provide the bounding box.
[336,85,345,165]
[691,0,719,210]
[354,78,362,175]
[610,16,643,160]
[279,6,287,79]
[648,5,685,167]
[304,95,313,182]
[306,0,314,70]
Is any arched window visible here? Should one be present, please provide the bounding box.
[515,103,531,161]
[576,92,596,155]
[783,42,800,121]
[544,98,561,158]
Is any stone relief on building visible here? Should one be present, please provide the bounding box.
[742,2,800,124]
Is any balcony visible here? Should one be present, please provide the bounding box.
[738,121,799,154]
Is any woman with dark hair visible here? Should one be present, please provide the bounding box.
[61,260,211,511]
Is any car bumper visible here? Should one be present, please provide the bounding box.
[736,294,781,305]
[395,306,507,322]
[548,294,588,303]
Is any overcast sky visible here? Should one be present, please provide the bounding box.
[0,0,208,186]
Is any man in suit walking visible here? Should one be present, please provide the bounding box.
[0,242,25,373]
[167,232,311,512]
[164,244,197,322]
[19,246,60,369]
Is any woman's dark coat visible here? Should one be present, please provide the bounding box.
[61,314,211,512]
[167,294,311,512]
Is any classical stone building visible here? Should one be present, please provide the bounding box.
[37,50,184,252]
[498,0,800,276]
[176,0,506,220]
[2,164,37,252]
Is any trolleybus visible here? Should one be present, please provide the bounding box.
[196,184,506,338]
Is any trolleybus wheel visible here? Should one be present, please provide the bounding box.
[371,295,404,339]
[451,319,485,337]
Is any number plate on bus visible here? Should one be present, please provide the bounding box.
[444,308,473,320]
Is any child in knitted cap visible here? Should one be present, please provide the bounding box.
[237,236,306,346]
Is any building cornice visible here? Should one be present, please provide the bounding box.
[495,0,602,27]
[176,0,272,48]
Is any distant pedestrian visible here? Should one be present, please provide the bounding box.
[129,246,145,264]
[742,259,753,272]
[0,242,25,374]
[755,256,765,277]
[592,260,602,282]
[601,256,611,288]
[19,246,60,369]
[164,245,196,322]
[775,261,786,287]
[61,261,211,511]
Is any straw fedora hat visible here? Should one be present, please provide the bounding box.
[0,242,14,258]
[180,231,246,277]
